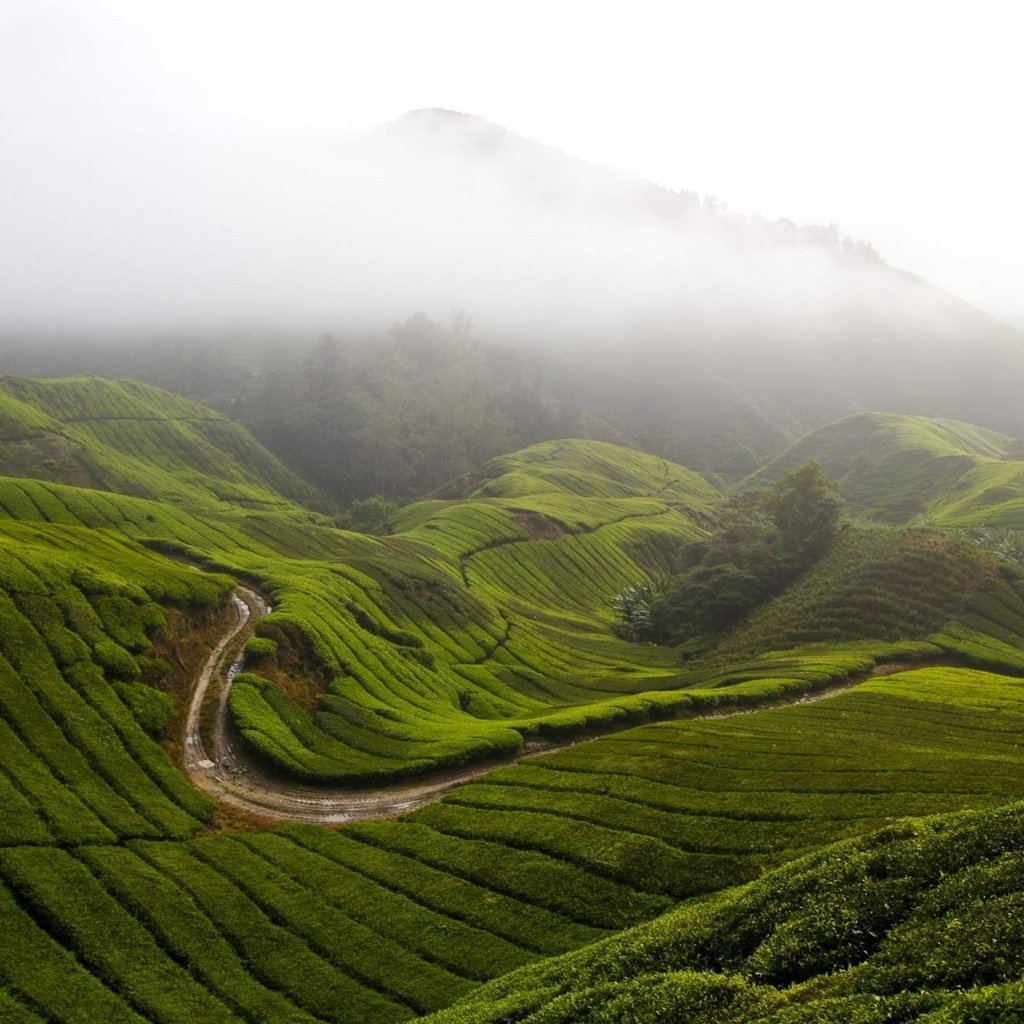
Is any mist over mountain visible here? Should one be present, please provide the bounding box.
[5,108,1024,487]
[0,107,997,337]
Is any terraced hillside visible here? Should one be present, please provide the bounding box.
[4,417,734,783]
[9,539,1024,1024]
[0,375,327,509]
[423,794,1024,1023]
[6,375,1024,1023]
[715,524,1008,657]
[745,411,1024,524]
[0,525,230,847]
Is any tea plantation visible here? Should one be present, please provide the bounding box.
[4,375,1024,1023]
[746,408,1024,528]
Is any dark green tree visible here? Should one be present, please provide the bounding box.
[618,461,844,651]
[305,332,345,397]
[770,460,844,565]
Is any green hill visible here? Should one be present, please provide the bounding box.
[744,411,1024,525]
[437,438,723,502]
[228,439,724,782]
[7,385,1024,1023]
[713,524,1013,657]
[0,428,725,783]
[421,795,1024,1023]
[0,374,327,510]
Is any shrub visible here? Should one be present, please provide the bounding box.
[243,636,278,660]
[113,681,174,735]
[136,655,172,686]
[92,639,141,681]
[347,495,400,534]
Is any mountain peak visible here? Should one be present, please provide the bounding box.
[378,107,542,158]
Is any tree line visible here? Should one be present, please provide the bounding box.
[235,312,585,504]
[613,462,844,654]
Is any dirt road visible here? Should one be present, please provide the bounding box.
[182,586,532,824]
[182,586,887,825]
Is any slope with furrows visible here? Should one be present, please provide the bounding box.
[10,643,1024,1023]
[0,415,726,782]
[7,386,1024,1024]
[714,523,1012,657]
[226,440,723,782]
[0,374,328,510]
[747,410,1024,534]
[420,794,1024,1024]
[744,411,1013,521]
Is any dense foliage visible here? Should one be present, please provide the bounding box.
[236,315,587,502]
[615,461,843,649]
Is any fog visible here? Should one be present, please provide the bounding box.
[0,102,967,351]
[2,1,1021,346]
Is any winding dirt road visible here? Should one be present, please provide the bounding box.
[182,586,887,825]
[182,586,536,824]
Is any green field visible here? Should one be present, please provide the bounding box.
[423,794,1024,1024]
[5,375,1024,1023]
[745,409,1024,531]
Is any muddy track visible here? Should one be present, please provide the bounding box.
[183,586,911,826]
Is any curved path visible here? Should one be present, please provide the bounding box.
[183,586,895,825]
[183,586,537,824]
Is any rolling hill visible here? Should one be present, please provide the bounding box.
[422,795,1024,1023]
[0,374,327,510]
[744,410,1024,526]
[6,376,1024,1022]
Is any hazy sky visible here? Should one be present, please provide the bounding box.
[3,0,1022,328]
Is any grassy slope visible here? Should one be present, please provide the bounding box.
[7,382,1024,1023]
[420,793,1024,1024]
[744,411,1016,523]
[4,429,726,781]
[0,524,231,848]
[714,524,1009,657]
[10,605,1024,1023]
[0,374,328,510]
[230,439,1024,783]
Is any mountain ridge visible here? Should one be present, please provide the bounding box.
[4,110,1024,491]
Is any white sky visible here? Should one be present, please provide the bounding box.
[3,0,1022,327]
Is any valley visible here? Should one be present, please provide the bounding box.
[4,372,1024,1021]
[5,0,1024,1010]
[184,578,915,826]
